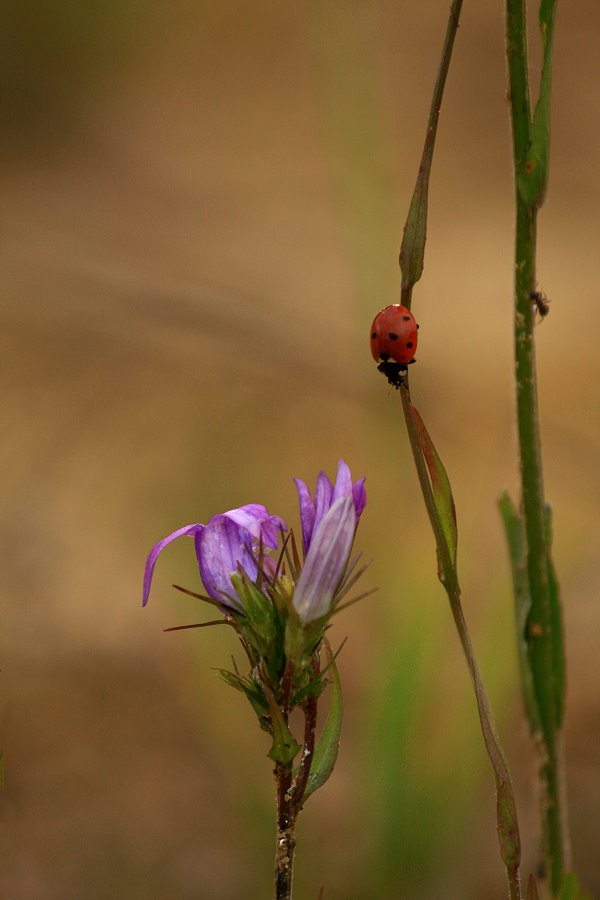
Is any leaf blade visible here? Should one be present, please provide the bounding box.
[302,639,343,803]
[406,400,458,574]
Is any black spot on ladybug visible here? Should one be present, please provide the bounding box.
[406,342,413,348]
[388,332,398,340]
[371,332,377,339]
[379,352,390,361]
[402,315,410,321]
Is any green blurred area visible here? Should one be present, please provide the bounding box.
[2,1,599,897]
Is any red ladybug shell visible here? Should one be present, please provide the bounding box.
[370,305,418,365]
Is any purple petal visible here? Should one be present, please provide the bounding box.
[352,476,367,518]
[220,504,269,534]
[293,478,316,555]
[256,513,287,550]
[292,497,356,624]
[221,504,286,549]
[142,523,204,606]
[331,459,353,503]
[312,471,334,542]
[196,516,258,609]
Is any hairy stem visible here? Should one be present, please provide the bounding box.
[291,657,320,808]
[512,183,568,896]
[274,762,297,900]
[505,0,569,889]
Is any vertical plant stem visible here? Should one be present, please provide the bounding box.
[447,589,522,900]
[513,180,568,897]
[505,0,568,890]
[512,200,549,703]
[291,659,320,808]
[513,201,555,736]
[273,653,320,899]
[274,762,297,900]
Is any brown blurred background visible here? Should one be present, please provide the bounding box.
[2,1,599,898]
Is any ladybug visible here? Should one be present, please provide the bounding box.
[370,304,419,388]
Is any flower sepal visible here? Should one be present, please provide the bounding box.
[284,611,326,667]
[229,572,276,640]
[216,667,270,728]
[281,620,331,711]
[264,686,301,765]
[228,572,291,689]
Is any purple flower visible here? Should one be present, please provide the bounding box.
[293,459,366,556]
[142,504,286,611]
[291,495,357,624]
[142,460,366,627]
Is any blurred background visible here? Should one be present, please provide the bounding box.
[2,1,599,897]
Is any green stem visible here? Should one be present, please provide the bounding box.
[448,589,522,900]
[513,201,556,737]
[513,185,568,897]
[505,0,569,891]
[505,0,531,163]
[506,0,568,896]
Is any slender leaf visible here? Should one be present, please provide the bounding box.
[264,686,301,766]
[406,400,457,572]
[399,0,464,302]
[302,640,343,803]
[399,150,430,293]
[498,491,540,733]
[516,0,558,208]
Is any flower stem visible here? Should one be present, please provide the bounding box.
[292,657,320,807]
[273,655,320,900]
[274,761,297,900]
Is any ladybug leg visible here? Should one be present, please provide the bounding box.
[377,360,407,389]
